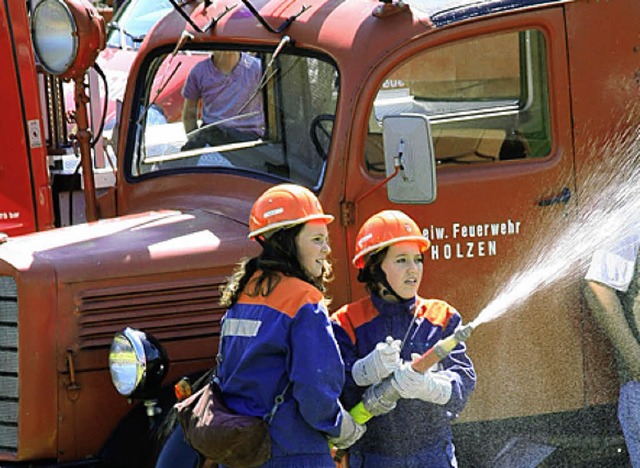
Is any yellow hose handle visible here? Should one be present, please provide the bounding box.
[349,401,374,425]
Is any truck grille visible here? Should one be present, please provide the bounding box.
[0,276,18,453]
[77,276,227,349]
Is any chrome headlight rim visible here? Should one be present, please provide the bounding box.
[109,327,146,397]
[31,0,106,81]
[32,0,79,76]
[109,327,169,399]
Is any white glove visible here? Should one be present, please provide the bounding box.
[352,337,401,386]
[391,362,452,405]
[328,409,367,450]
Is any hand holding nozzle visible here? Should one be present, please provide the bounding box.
[351,322,476,424]
[352,335,401,386]
[328,408,366,450]
[391,363,452,404]
[334,323,475,463]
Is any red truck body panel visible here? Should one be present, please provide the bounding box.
[0,0,54,236]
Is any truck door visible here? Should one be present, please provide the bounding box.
[0,0,52,235]
[349,11,588,424]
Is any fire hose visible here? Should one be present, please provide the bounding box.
[333,322,476,461]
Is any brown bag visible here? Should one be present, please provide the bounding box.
[175,380,271,468]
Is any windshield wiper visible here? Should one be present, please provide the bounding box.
[235,35,291,117]
[136,30,193,126]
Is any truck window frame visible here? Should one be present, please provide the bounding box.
[365,27,552,173]
[123,44,341,191]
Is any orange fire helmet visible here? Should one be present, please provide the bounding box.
[248,184,334,239]
[352,210,431,268]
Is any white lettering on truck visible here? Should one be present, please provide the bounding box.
[422,219,521,261]
[0,212,21,220]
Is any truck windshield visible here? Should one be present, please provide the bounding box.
[128,47,339,190]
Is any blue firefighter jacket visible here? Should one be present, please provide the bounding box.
[216,273,346,466]
[331,293,476,464]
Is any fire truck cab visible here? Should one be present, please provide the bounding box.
[0,0,638,465]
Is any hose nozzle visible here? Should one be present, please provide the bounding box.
[453,322,475,343]
[413,321,476,373]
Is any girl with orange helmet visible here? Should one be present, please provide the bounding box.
[214,184,365,466]
[331,210,476,467]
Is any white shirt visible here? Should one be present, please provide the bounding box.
[585,234,640,293]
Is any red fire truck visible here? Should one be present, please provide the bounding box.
[0,0,638,465]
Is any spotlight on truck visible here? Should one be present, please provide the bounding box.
[31,0,105,80]
[109,327,169,399]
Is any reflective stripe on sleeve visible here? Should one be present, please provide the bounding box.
[221,318,262,337]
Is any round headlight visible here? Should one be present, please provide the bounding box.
[109,327,168,399]
[32,0,77,75]
[31,0,106,80]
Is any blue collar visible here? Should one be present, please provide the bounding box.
[371,293,417,317]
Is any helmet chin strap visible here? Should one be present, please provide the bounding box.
[373,265,405,303]
[379,286,403,302]
[374,265,418,352]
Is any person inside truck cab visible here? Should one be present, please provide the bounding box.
[331,210,476,467]
[212,184,365,466]
[584,234,640,467]
[181,50,265,137]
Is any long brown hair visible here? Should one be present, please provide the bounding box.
[357,247,388,294]
[220,223,332,308]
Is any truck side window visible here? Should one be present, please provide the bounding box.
[126,47,339,191]
[365,29,551,172]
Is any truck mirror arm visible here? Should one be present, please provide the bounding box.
[355,146,404,204]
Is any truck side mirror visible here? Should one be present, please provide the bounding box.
[382,114,437,204]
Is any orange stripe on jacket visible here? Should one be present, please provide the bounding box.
[331,296,456,344]
[415,298,455,329]
[331,296,377,344]
[238,274,325,318]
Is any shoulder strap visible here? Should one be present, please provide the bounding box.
[264,381,291,424]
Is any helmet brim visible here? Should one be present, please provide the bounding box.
[352,235,431,268]
[248,214,334,239]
